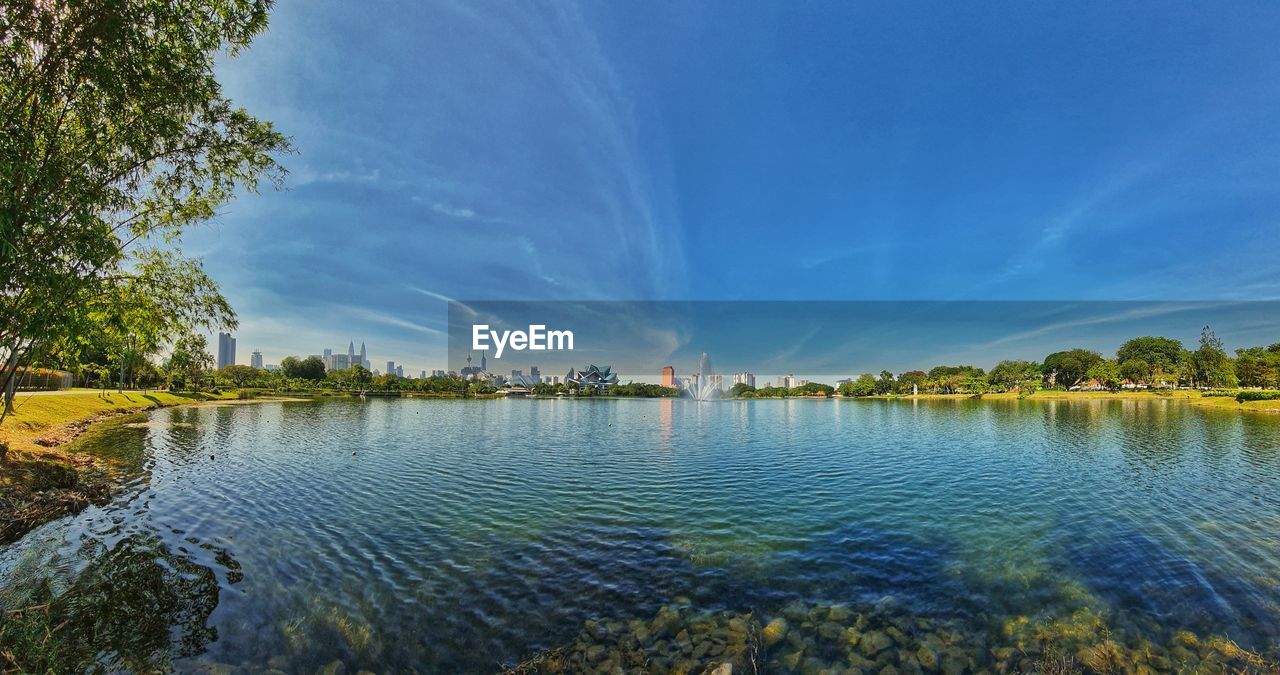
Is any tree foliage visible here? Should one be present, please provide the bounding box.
[0,0,290,418]
[1042,349,1102,389]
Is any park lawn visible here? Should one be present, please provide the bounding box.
[0,390,233,457]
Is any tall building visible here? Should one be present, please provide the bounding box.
[661,366,675,387]
[480,352,487,371]
[347,341,355,366]
[530,366,540,382]
[217,333,236,369]
[732,372,755,387]
[323,348,332,359]
[419,370,427,379]
[359,342,368,368]
[395,365,404,378]
[387,360,395,374]
[250,350,264,369]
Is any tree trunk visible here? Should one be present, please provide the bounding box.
[1,349,19,421]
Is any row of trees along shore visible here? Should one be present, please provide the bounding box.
[731,327,1280,398]
[19,324,1280,401]
[0,2,290,424]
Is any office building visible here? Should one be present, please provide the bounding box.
[217,333,236,369]
[661,366,675,387]
[251,350,264,369]
[387,360,396,374]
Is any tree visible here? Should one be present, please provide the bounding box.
[165,332,214,390]
[1,1,290,420]
[839,373,877,397]
[1234,347,1280,389]
[1119,359,1150,386]
[219,364,258,388]
[728,382,756,398]
[1042,349,1102,389]
[897,370,926,394]
[1190,326,1237,388]
[988,360,1042,392]
[281,355,325,381]
[349,364,372,390]
[1116,337,1185,386]
[875,370,896,395]
[1086,359,1123,391]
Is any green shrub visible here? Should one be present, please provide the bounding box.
[1236,390,1280,402]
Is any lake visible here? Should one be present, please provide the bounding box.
[2,398,1279,673]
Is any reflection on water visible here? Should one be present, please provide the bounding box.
[0,398,1278,673]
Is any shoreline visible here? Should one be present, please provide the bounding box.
[0,391,303,544]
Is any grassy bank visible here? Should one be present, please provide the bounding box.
[0,390,243,544]
[0,391,236,457]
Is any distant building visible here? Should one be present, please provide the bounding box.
[530,366,540,382]
[250,350,264,369]
[328,353,350,371]
[566,365,619,391]
[265,364,280,372]
[661,366,675,387]
[420,370,427,379]
[552,376,560,385]
[395,365,404,378]
[778,374,797,389]
[511,369,522,380]
[323,348,332,359]
[387,360,395,374]
[432,369,446,378]
[217,333,236,369]
[732,372,755,387]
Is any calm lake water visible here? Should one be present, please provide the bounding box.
[3,398,1280,673]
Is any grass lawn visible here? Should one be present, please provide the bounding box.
[0,390,234,457]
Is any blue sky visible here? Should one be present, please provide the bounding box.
[191,1,1280,372]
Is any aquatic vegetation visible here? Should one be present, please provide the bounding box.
[500,597,1280,674]
[0,533,221,672]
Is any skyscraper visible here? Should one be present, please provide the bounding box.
[217,333,237,369]
[395,365,403,378]
[360,341,368,368]
[347,341,355,365]
[251,350,264,369]
[661,366,675,387]
[387,360,395,374]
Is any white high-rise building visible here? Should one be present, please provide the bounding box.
[217,333,236,369]
[732,372,756,387]
[250,350,263,369]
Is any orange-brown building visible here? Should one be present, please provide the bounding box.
[661,365,675,387]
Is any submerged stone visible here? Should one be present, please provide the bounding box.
[860,631,892,656]
[762,617,789,646]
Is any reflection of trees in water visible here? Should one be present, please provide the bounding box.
[1,532,225,672]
